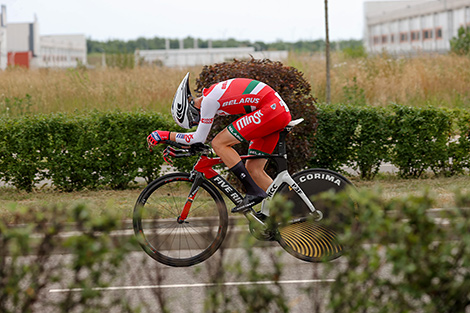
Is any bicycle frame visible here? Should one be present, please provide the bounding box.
[179,152,323,225]
[171,118,322,224]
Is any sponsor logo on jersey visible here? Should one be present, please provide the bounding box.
[176,133,194,143]
[271,103,276,110]
[228,125,245,142]
[222,97,260,108]
[235,111,264,130]
[221,81,228,89]
[201,118,214,124]
[275,92,290,113]
[183,134,194,143]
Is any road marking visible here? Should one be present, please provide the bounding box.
[49,279,335,293]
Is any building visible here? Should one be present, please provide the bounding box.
[1,4,86,69]
[40,34,87,68]
[136,47,288,67]
[6,13,40,68]
[0,5,7,70]
[364,0,470,54]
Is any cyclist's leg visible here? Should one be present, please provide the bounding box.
[212,129,267,203]
[214,104,289,212]
[211,128,241,168]
[245,158,271,191]
[245,132,280,191]
[212,129,271,192]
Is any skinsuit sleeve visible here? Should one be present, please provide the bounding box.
[173,96,220,145]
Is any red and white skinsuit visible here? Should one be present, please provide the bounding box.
[173,78,292,155]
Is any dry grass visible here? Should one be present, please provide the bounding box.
[290,52,470,108]
[0,66,202,115]
[1,52,469,117]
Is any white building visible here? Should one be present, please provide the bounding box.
[0,5,7,70]
[136,47,288,67]
[40,34,87,68]
[365,0,470,54]
[3,4,86,69]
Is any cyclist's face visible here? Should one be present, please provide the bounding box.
[193,96,202,109]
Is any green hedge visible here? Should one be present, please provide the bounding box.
[310,104,470,179]
[1,106,469,191]
[0,111,182,191]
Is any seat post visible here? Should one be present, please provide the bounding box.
[277,127,292,156]
[274,118,303,168]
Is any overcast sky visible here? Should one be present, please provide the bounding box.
[2,0,369,42]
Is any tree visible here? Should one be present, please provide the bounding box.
[450,26,470,56]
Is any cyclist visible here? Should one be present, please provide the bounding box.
[147,73,292,213]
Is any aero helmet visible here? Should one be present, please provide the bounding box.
[171,72,200,129]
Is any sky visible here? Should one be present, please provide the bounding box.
[2,0,369,42]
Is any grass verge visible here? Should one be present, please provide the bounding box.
[1,175,469,223]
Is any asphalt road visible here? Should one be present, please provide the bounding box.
[44,245,339,313]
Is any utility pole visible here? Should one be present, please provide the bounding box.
[325,0,331,104]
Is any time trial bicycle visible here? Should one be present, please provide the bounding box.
[133,118,355,267]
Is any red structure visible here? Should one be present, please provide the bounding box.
[8,51,32,68]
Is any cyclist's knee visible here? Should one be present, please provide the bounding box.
[212,130,239,154]
[246,162,264,178]
[211,136,222,153]
[212,133,230,154]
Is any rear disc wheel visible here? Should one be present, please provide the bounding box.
[275,168,355,262]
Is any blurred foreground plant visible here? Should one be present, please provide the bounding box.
[0,203,137,312]
[320,188,470,312]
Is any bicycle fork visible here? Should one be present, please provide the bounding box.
[177,172,205,224]
[261,170,324,221]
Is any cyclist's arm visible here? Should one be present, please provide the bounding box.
[173,97,219,145]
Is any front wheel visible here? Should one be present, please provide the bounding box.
[133,173,228,267]
[275,168,355,262]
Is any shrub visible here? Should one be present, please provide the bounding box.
[0,111,175,191]
[310,105,391,179]
[310,104,469,179]
[92,111,152,189]
[195,58,317,175]
[323,188,470,313]
[45,114,102,191]
[0,203,137,312]
[450,26,470,56]
[350,106,392,179]
[0,115,50,191]
[0,106,468,191]
[389,105,453,178]
[441,109,470,176]
[308,105,358,172]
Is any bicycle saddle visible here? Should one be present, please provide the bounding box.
[287,118,304,127]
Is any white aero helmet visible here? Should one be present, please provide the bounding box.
[171,72,200,129]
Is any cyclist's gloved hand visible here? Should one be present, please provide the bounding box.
[147,130,170,151]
